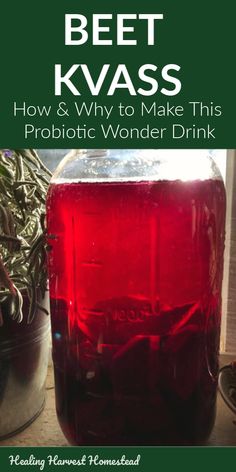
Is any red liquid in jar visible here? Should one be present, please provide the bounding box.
[46,179,226,445]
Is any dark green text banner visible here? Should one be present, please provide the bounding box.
[0,0,236,148]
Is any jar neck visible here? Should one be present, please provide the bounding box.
[75,149,108,158]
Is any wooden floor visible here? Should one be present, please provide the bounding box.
[1,356,236,447]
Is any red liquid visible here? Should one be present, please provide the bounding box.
[46,179,226,445]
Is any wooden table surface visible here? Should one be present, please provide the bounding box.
[1,356,236,447]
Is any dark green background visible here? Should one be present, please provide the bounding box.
[1,447,236,472]
[0,1,236,465]
[0,0,235,148]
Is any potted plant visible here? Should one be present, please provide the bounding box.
[0,149,51,439]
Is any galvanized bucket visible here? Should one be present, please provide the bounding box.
[0,292,50,439]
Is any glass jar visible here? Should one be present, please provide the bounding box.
[46,149,226,445]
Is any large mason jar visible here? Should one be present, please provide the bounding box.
[46,149,226,445]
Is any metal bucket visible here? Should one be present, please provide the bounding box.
[0,292,50,439]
